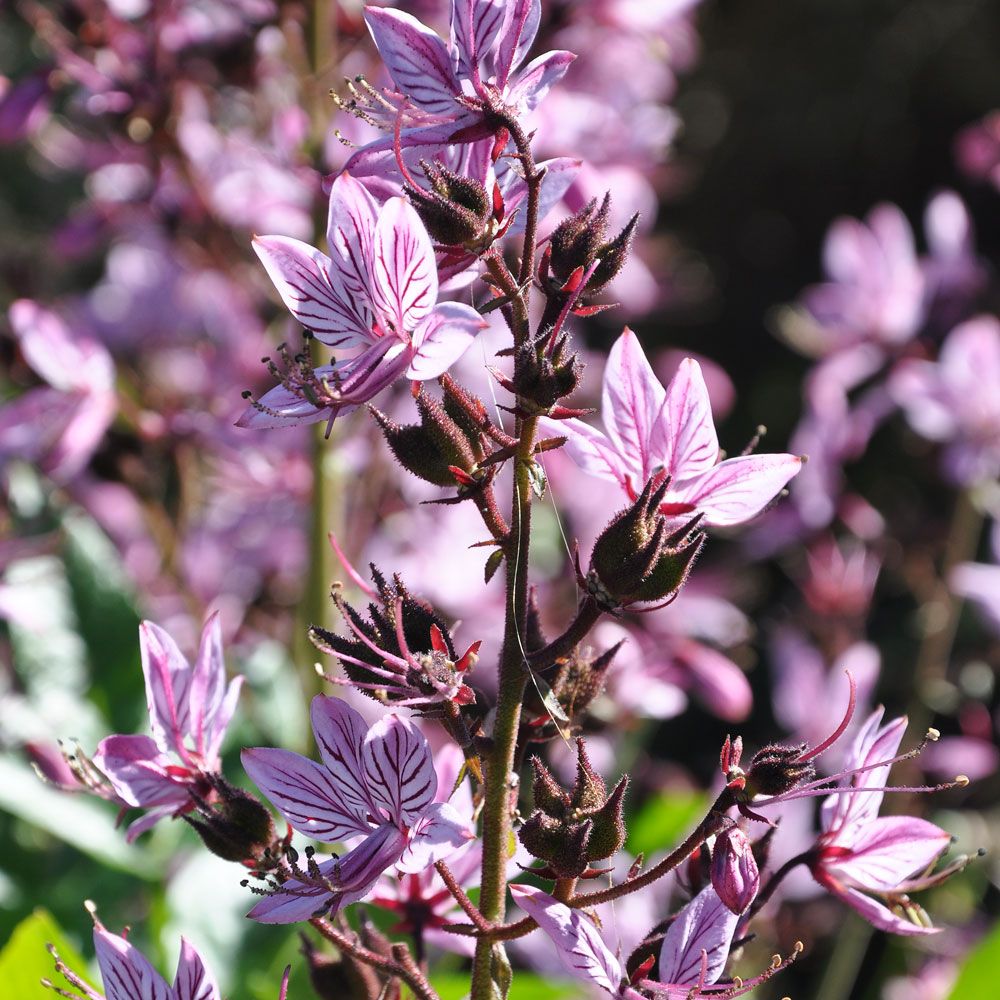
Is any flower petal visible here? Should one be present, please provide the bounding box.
[674,453,803,528]
[371,196,438,335]
[658,885,739,988]
[827,883,941,936]
[505,49,575,113]
[139,620,195,757]
[241,746,372,842]
[450,0,506,79]
[406,302,486,380]
[509,884,622,994]
[542,415,630,488]
[325,172,380,339]
[663,358,720,479]
[396,801,475,873]
[495,0,541,85]
[363,8,460,116]
[188,611,237,762]
[602,328,666,486]
[362,713,437,827]
[252,236,370,349]
[173,938,221,1000]
[94,926,173,1000]
[310,695,383,821]
[93,734,191,810]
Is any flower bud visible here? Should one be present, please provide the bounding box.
[588,475,704,609]
[745,743,815,797]
[371,390,481,488]
[711,827,760,914]
[549,195,611,286]
[586,212,639,294]
[406,160,493,247]
[300,935,384,1000]
[185,777,277,864]
[510,330,582,409]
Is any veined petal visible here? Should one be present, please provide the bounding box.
[310,696,381,821]
[602,328,667,484]
[139,620,194,757]
[396,801,475,873]
[658,885,739,988]
[325,172,379,336]
[509,884,622,994]
[363,8,461,116]
[663,359,720,479]
[173,938,221,1000]
[93,734,191,810]
[541,416,629,486]
[450,0,506,79]
[826,816,950,891]
[371,197,438,335]
[502,156,581,237]
[235,377,337,430]
[674,453,803,528]
[495,0,541,85]
[241,746,372,842]
[406,302,486,380]
[252,235,370,349]
[362,714,437,827]
[505,49,575,113]
[188,611,225,761]
[827,883,941,936]
[94,926,173,1000]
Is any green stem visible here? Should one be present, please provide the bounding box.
[469,415,539,1000]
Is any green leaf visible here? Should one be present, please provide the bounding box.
[484,548,504,585]
[947,919,1000,1000]
[524,459,547,499]
[627,790,710,859]
[0,909,95,999]
[433,972,578,1000]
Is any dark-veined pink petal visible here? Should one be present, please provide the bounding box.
[371,197,438,335]
[503,156,581,237]
[397,801,475,873]
[362,714,436,827]
[363,8,461,116]
[601,328,666,485]
[673,453,802,528]
[663,358,720,480]
[509,884,622,995]
[241,746,372,842]
[406,302,486,380]
[825,816,950,891]
[450,0,506,79]
[139,620,195,758]
[310,695,383,820]
[235,378,336,430]
[658,885,739,988]
[325,172,379,335]
[93,734,191,810]
[252,236,370,349]
[505,49,575,113]
[541,416,628,486]
[827,883,941,936]
[495,0,541,84]
[189,611,241,763]
[93,926,173,1000]
[173,938,221,1000]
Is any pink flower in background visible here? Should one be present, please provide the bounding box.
[800,534,881,619]
[240,172,485,430]
[547,328,801,528]
[241,696,473,923]
[955,110,1000,191]
[92,613,243,841]
[809,708,951,935]
[890,315,1000,486]
[950,522,1000,634]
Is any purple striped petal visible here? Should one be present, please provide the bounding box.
[362,714,436,827]
[673,453,803,528]
[658,885,738,988]
[663,359,720,479]
[396,801,475,873]
[406,302,486,380]
[189,611,241,762]
[543,416,629,487]
[495,0,541,84]
[173,938,221,1000]
[325,172,379,337]
[241,746,372,842]
[505,49,575,113]
[310,696,382,822]
[450,0,506,78]
[602,328,666,485]
[235,377,337,430]
[363,8,460,116]
[509,884,622,994]
[93,734,191,810]
[371,196,438,335]
[139,620,194,757]
[252,236,371,349]
[94,926,173,1000]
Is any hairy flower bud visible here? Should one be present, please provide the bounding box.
[711,827,760,914]
[520,741,628,874]
[371,390,481,488]
[185,777,277,864]
[587,474,704,609]
[406,160,493,247]
[549,195,612,286]
[586,211,639,294]
[509,330,582,409]
[745,743,815,797]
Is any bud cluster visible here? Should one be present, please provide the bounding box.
[519,740,628,878]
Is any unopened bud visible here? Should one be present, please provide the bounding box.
[185,777,277,864]
[406,161,492,246]
[586,212,639,293]
[511,330,582,409]
[711,827,760,914]
[745,744,815,797]
[549,194,611,286]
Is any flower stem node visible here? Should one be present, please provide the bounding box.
[519,740,628,877]
[587,474,705,610]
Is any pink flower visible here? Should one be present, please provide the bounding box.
[241,696,474,923]
[240,173,486,430]
[809,708,952,935]
[90,613,243,841]
[890,315,1000,486]
[545,328,801,528]
[510,883,784,999]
